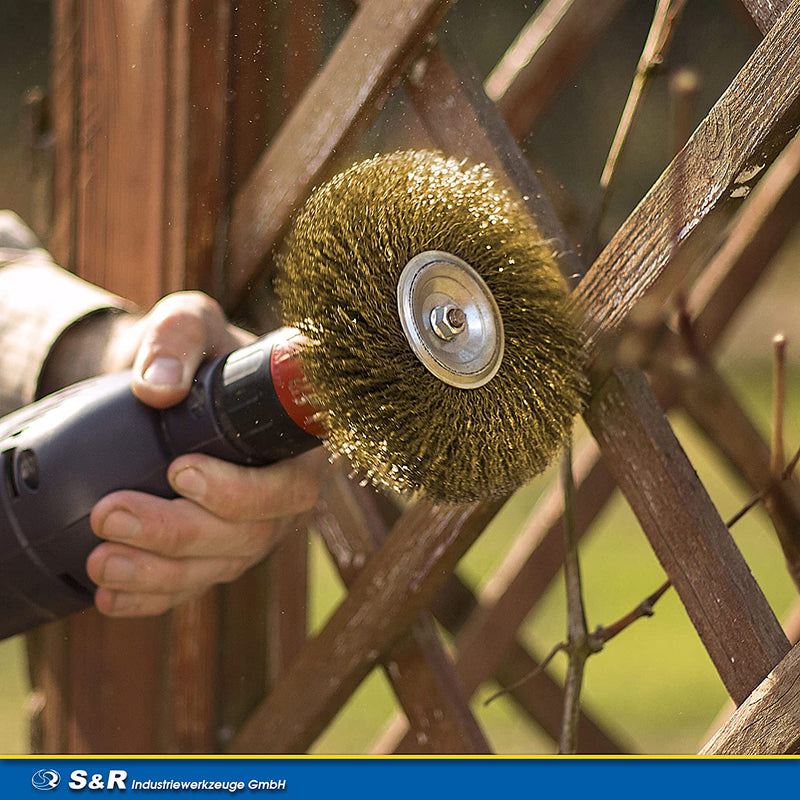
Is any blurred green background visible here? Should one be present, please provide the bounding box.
[1,0,798,755]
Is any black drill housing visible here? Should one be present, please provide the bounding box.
[0,330,319,640]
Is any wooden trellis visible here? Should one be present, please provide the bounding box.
[29,0,800,755]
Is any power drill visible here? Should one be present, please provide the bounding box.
[0,150,586,641]
[0,329,321,640]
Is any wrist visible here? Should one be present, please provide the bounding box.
[37,310,140,396]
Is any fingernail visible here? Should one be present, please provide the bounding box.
[172,466,207,500]
[142,356,183,387]
[102,555,137,584]
[100,510,141,542]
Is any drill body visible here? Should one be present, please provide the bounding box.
[0,329,319,640]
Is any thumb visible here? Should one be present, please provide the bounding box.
[131,292,230,408]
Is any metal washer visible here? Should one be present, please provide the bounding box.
[396,250,504,389]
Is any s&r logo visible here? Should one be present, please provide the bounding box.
[31,769,61,791]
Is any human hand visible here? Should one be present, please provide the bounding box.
[86,292,323,617]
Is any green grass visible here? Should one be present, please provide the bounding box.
[0,636,29,753]
[1,360,798,755]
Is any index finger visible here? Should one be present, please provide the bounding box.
[167,448,326,521]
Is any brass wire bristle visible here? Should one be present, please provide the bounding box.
[276,150,585,502]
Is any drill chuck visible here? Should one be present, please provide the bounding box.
[0,328,321,641]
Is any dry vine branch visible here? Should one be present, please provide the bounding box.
[481,578,672,713]
[481,428,800,724]
[588,0,688,251]
[558,441,597,754]
[725,441,800,529]
[771,334,788,476]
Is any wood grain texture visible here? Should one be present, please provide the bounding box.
[485,0,629,139]
[671,355,800,588]
[231,498,503,753]
[687,129,800,348]
[73,0,170,306]
[740,0,791,32]
[406,39,584,284]
[214,1,276,750]
[585,368,790,704]
[227,0,453,302]
[316,473,491,754]
[576,1,800,357]
[41,0,272,754]
[701,640,800,754]
[41,0,183,754]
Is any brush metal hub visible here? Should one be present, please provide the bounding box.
[396,251,504,389]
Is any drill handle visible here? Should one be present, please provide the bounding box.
[0,328,320,641]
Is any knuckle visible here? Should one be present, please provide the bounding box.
[147,309,207,354]
[138,499,199,557]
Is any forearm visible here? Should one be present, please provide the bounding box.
[0,212,135,412]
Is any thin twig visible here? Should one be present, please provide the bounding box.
[783,443,800,482]
[725,441,800,529]
[558,441,594,755]
[772,333,788,476]
[588,0,688,252]
[593,580,673,646]
[483,578,672,707]
[482,642,567,707]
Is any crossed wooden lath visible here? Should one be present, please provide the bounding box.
[34,0,800,755]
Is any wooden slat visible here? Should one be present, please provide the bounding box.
[316,473,491,754]
[162,0,232,753]
[576,1,800,357]
[687,129,800,348]
[41,0,271,754]
[700,641,800,754]
[740,0,791,33]
[72,0,171,305]
[672,357,800,586]
[383,616,492,754]
[214,1,275,750]
[40,0,182,754]
[227,0,454,302]
[167,0,232,296]
[409,26,793,699]
[231,498,503,753]
[485,0,630,139]
[50,0,79,270]
[585,368,789,704]
[406,39,584,284]
[260,0,324,701]
[31,0,81,752]
[265,527,310,686]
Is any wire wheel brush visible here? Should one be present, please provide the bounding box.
[277,149,585,502]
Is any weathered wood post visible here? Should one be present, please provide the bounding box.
[28,0,276,753]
